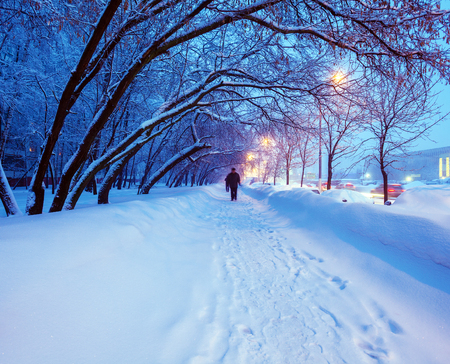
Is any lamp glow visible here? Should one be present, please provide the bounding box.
[332,70,346,84]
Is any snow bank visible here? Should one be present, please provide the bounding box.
[243,185,450,271]
[1,185,450,363]
[0,187,222,363]
[394,184,450,216]
[403,181,425,189]
[321,189,373,204]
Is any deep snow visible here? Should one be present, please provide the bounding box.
[0,184,449,363]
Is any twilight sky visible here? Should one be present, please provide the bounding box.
[415,81,450,151]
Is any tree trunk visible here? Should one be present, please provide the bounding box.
[26,0,123,215]
[63,131,152,210]
[0,105,13,161]
[45,170,49,189]
[116,167,124,190]
[127,156,135,189]
[301,165,305,187]
[122,161,129,188]
[286,159,290,185]
[0,160,22,216]
[170,167,188,188]
[197,164,209,185]
[140,143,210,194]
[327,154,333,190]
[48,161,55,194]
[92,178,98,195]
[140,146,155,188]
[176,171,187,187]
[98,154,133,204]
[24,145,29,189]
[69,160,86,193]
[381,167,389,203]
[166,170,174,187]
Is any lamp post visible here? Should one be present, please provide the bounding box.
[318,69,346,192]
[318,115,322,192]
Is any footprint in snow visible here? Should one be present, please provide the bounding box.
[318,306,341,328]
[356,339,389,361]
[302,251,324,262]
[330,276,348,290]
[236,324,253,335]
[388,319,403,334]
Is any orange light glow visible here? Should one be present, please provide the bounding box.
[332,70,345,84]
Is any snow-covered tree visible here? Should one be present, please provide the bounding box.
[365,73,446,202]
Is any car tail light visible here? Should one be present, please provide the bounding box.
[388,189,395,192]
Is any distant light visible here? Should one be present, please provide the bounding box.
[247,153,254,161]
[406,176,412,182]
[332,70,346,84]
[365,173,370,178]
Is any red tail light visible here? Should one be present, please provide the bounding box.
[388,189,395,192]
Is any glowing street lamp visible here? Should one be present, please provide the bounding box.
[332,70,346,84]
[261,137,274,147]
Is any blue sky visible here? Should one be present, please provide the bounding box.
[421,1,450,150]
[414,80,450,151]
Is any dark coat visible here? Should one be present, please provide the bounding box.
[225,172,241,189]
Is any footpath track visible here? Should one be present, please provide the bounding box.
[205,188,395,364]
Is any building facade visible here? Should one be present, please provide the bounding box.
[366,146,450,182]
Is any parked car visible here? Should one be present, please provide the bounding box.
[321,180,340,190]
[370,184,405,198]
[336,182,356,191]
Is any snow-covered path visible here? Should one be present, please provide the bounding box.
[204,189,404,363]
[210,192,363,363]
[1,185,449,363]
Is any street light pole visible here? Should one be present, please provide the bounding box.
[318,69,345,192]
[318,115,322,193]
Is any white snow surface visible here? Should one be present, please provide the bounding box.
[403,181,426,189]
[1,184,450,363]
[394,184,450,217]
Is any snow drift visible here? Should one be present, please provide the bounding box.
[243,185,450,270]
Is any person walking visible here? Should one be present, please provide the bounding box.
[225,168,241,201]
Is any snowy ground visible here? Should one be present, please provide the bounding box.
[1,185,449,363]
